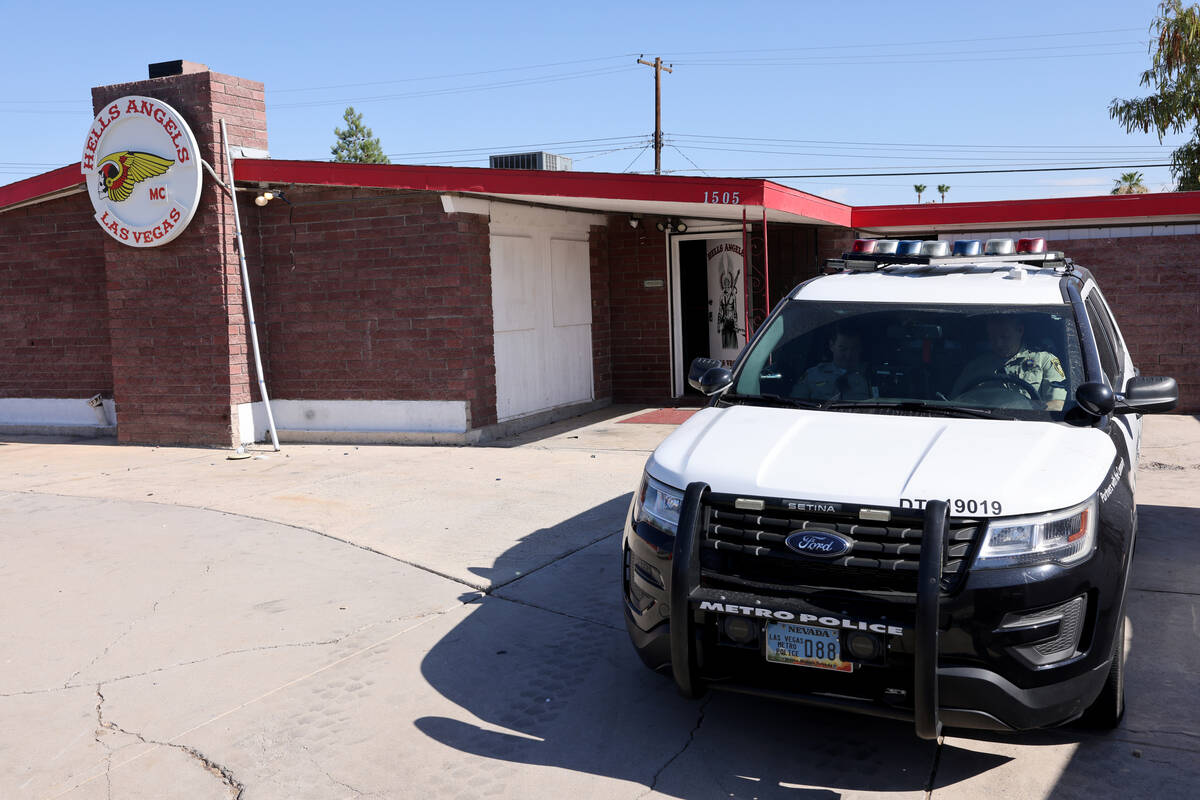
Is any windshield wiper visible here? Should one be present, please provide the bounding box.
[823,400,1001,419]
[722,392,823,410]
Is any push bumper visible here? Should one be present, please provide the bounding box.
[625,482,1118,736]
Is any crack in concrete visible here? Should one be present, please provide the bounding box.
[489,593,623,632]
[1129,586,1200,597]
[1119,726,1200,741]
[922,734,945,799]
[486,528,623,593]
[637,694,712,799]
[305,748,367,797]
[94,687,113,800]
[96,682,245,799]
[18,486,495,594]
[3,604,464,699]
[65,621,138,689]
[63,586,182,689]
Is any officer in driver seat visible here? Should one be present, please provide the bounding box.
[952,316,1067,410]
[795,326,872,402]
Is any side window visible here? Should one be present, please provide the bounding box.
[1084,293,1120,387]
[1091,287,1129,373]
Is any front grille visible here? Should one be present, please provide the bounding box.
[699,495,980,595]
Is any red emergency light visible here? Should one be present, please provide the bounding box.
[1017,237,1046,254]
[851,239,878,254]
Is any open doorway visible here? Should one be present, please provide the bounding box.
[673,234,747,396]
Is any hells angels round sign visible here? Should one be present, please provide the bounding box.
[81,95,202,247]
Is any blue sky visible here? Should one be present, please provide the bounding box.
[0,0,1186,206]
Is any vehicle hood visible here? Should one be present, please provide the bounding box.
[647,405,1116,517]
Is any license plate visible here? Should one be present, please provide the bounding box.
[765,622,853,672]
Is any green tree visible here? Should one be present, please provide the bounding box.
[1111,171,1149,194]
[1110,1,1200,190]
[331,106,390,164]
[937,183,951,202]
[913,183,927,203]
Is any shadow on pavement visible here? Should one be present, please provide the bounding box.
[415,494,1011,797]
[935,502,1200,798]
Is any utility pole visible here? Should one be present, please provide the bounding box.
[637,55,673,175]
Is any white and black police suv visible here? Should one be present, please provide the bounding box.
[622,237,1178,738]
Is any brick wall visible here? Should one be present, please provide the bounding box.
[1045,234,1200,411]
[91,68,265,446]
[250,187,498,427]
[0,193,111,398]
[606,217,674,404]
[589,224,612,402]
[815,225,858,265]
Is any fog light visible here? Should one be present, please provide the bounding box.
[722,616,757,644]
[846,631,882,661]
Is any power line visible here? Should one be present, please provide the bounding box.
[272,66,638,110]
[270,54,638,94]
[657,27,1144,57]
[380,134,647,159]
[676,50,1144,68]
[660,163,1172,178]
[669,133,1175,151]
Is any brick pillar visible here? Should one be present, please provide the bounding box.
[91,64,266,446]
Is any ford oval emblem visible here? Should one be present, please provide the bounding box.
[784,529,853,559]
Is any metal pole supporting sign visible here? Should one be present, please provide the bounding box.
[221,119,280,451]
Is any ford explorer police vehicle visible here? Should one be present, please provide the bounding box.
[622,237,1178,738]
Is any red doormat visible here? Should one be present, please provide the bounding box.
[619,408,702,425]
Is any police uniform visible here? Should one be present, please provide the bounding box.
[953,348,1068,405]
[795,362,871,402]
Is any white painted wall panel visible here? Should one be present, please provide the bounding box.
[491,219,594,423]
[551,238,591,326]
[491,234,538,333]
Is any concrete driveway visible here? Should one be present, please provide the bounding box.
[1,409,1197,799]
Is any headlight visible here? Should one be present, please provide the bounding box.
[634,474,684,535]
[974,498,1096,569]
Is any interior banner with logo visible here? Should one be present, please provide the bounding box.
[706,238,745,366]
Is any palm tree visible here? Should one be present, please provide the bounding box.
[937,184,951,202]
[1111,171,1148,194]
[913,184,927,203]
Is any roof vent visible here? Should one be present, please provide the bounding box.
[489,151,573,171]
[148,60,208,78]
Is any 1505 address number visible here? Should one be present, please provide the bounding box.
[703,190,741,204]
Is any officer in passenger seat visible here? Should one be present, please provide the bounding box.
[795,327,872,402]
[952,316,1068,410]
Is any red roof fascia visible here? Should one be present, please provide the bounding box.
[763,181,852,227]
[232,159,765,204]
[852,191,1200,229]
[0,163,84,211]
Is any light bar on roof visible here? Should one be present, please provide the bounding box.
[985,238,1016,255]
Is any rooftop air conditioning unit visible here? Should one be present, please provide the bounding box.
[489,151,573,171]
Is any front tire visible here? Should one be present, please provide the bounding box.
[1079,617,1126,729]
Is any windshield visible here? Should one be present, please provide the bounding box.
[731,300,1083,420]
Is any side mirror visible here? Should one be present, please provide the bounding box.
[688,357,733,396]
[1117,375,1178,415]
[1075,382,1115,417]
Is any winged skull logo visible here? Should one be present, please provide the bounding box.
[96,151,174,202]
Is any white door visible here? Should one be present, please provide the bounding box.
[491,229,593,422]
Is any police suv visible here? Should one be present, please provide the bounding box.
[622,237,1178,737]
